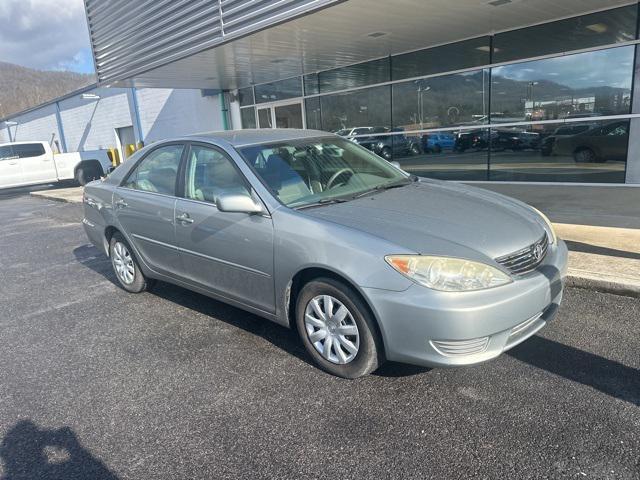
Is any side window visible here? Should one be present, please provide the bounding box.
[123,144,183,195]
[13,143,45,158]
[0,146,13,160]
[185,145,250,204]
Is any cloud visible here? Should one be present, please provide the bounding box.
[0,0,94,73]
[493,47,634,90]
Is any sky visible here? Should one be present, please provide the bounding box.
[0,0,94,74]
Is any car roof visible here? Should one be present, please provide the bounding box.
[186,128,335,147]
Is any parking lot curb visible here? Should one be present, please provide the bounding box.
[30,189,83,204]
[566,269,640,298]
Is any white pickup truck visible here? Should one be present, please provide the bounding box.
[0,141,112,189]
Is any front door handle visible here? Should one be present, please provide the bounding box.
[176,213,194,224]
[115,199,128,208]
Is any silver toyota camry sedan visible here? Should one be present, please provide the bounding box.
[83,129,567,378]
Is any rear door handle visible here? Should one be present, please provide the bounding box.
[115,199,128,208]
[176,213,194,224]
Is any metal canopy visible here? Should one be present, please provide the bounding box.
[94,0,634,90]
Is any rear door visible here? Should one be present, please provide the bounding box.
[113,143,185,275]
[174,143,275,313]
[15,143,58,185]
[0,145,24,188]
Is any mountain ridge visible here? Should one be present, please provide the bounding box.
[0,61,95,119]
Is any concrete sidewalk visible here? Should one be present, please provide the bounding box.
[31,185,640,297]
[556,223,640,297]
[30,186,84,204]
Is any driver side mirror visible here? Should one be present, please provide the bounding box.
[216,194,264,214]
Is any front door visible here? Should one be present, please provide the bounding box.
[114,143,184,275]
[17,143,57,184]
[0,145,23,188]
[174,143,275,313]
[256,101,304,129]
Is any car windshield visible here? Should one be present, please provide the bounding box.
[237,136,411,208]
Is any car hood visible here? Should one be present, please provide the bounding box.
[302,179,546,260]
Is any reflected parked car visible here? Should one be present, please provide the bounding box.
[540,124,592,156]
[421,133,455,153]
[354,127,421,160]
[335,127,374,139]
[83,129,566,378]
[552,121,629,162]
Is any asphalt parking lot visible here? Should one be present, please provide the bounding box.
[0,193,638,479]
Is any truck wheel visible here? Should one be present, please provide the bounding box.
[109,233,154,293]
[76,164,102,186]
[296,278,383,378]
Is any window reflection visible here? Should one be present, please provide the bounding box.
[392,69,489,130]
[254,77,302,104]
[493,5,637,64]
[319,58,390,94]
[491,46,634,123]
[240,107,256,129]
[319,85,391,133]
[489,121,628,182]
[238,87,255,107]
[392,37,490,81]
[304,97,321,130]
[375,129,489,181]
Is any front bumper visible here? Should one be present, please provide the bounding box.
[363,240,568,368]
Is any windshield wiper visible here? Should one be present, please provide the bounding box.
[353,177,416,199]
[294,197,350,210]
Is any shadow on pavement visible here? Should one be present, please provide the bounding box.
[564,240,640,260]
[0,420,119,480]
[508,336,639,406]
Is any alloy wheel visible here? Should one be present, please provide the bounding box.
[112,241,135,285]
[304,295,360,364]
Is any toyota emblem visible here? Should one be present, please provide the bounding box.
[532,243,544,261]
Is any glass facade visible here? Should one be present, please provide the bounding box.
[240,107,256,129]
[254,77,302,104]
[236,6,640,183]
[491,46,634,123]
[392,37,491,81]
[492,5,637,64]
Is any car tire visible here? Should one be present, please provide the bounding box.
[433,144,442,154]
[410,143,421,155]
[76,164,102,186]
[295,278,383,379]
[380,147,392,161]
[109,232,154,293]
[574,148,597,163]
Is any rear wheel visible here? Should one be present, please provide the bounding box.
[574,148,597,163]
[109,233,154,293]
[295,278,383,378]
[76,164,102,186]
[380,147,392,161]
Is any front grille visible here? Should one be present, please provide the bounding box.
[430,337,489,357]
[495,232,549,275]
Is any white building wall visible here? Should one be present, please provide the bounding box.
[59,87,133,152]
[136,88,224,144]
[4,104,62,148]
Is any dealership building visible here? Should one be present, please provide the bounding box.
[4,0,640,186]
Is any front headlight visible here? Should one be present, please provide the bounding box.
[385,255,512,292]
[530,207,557,245]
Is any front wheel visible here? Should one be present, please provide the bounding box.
[109,233,154,293]
[296,278,383,378]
